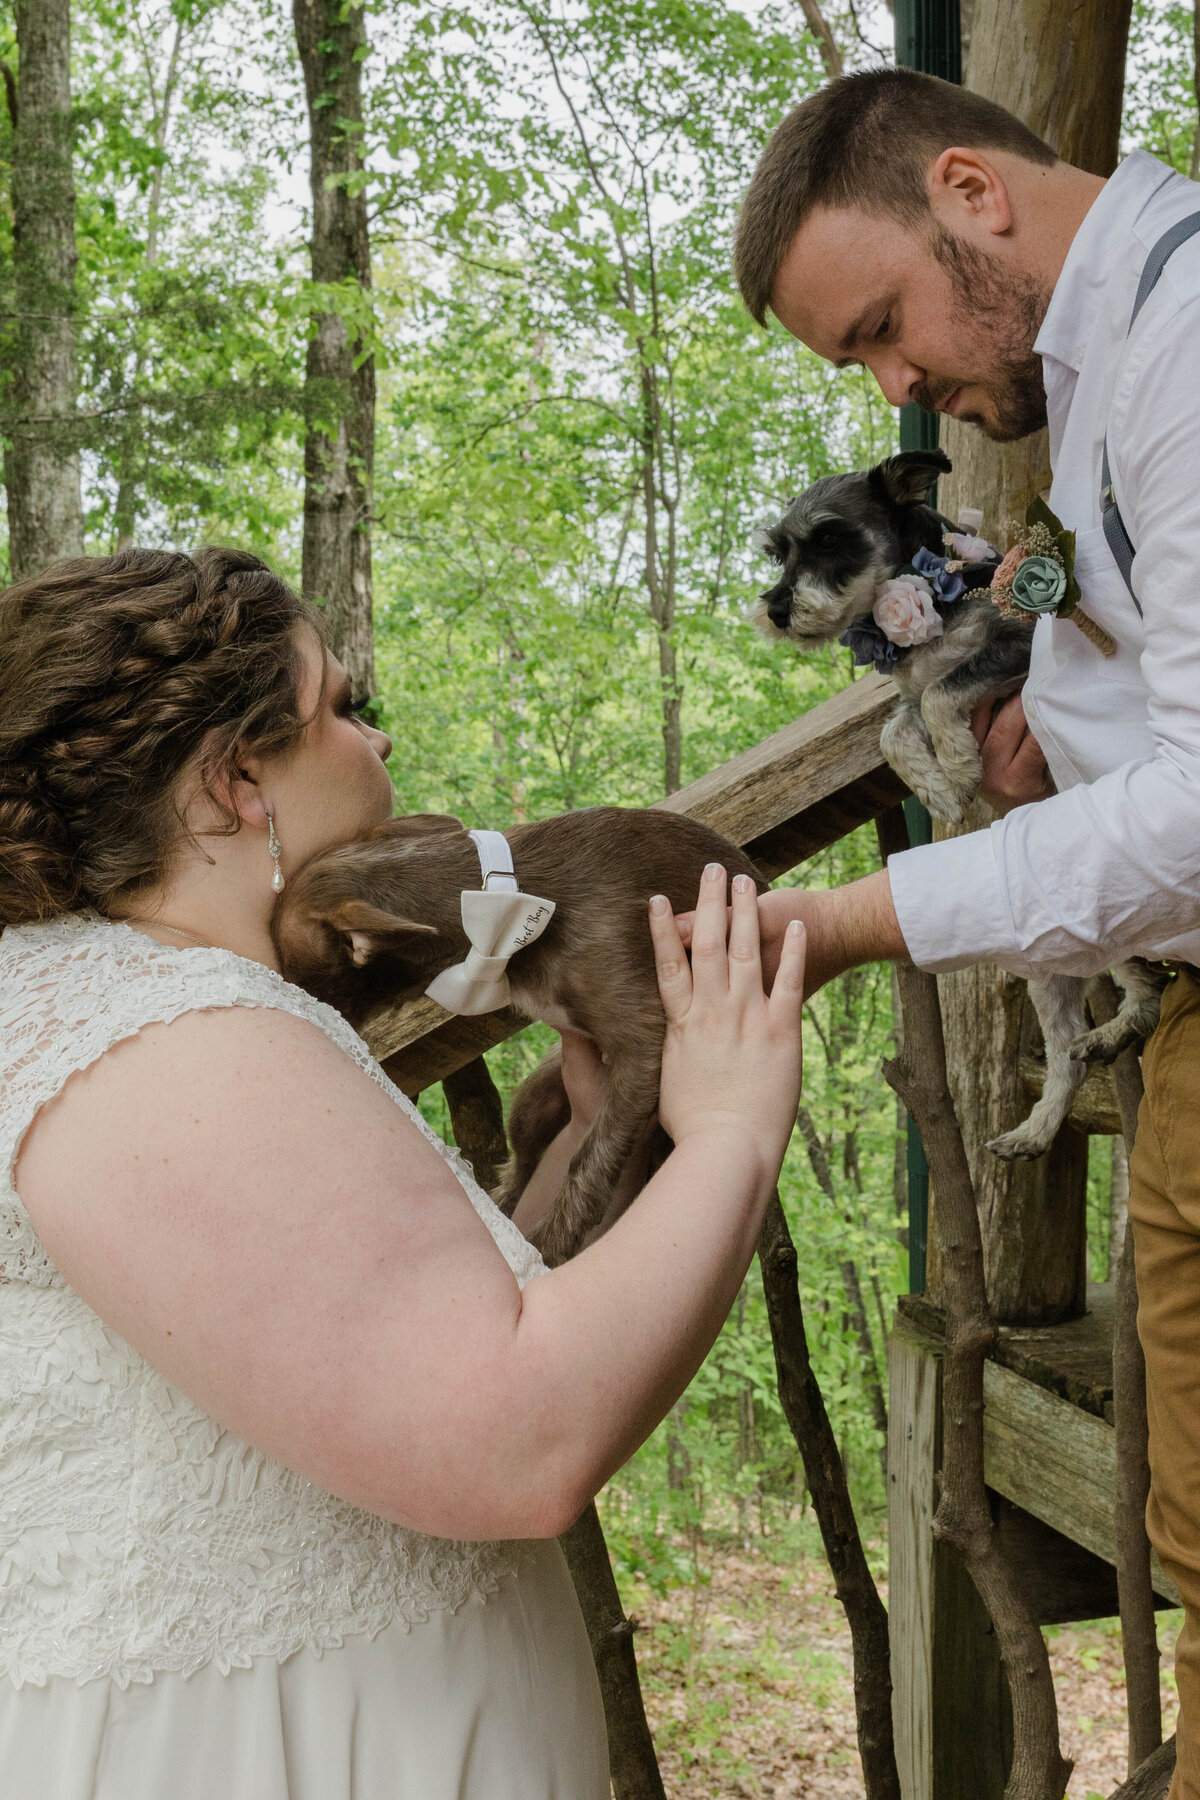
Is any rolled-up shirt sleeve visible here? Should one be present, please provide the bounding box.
[889,293,1200,980]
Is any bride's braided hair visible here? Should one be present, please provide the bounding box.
[0,545,323,927]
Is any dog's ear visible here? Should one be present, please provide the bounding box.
[870,448,953,507]
[326,898,441,967]
[368,813,465,842]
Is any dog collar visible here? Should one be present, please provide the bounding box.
[424,831,556,1017]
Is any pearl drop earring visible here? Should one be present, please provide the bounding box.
[267,811,285,893]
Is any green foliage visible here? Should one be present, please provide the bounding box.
[1123,0,1198,173]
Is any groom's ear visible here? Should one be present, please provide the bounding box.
[325,898,440,967]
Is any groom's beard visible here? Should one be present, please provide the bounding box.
[914,231,1051,443]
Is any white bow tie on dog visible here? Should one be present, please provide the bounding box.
[424,830,556,1016]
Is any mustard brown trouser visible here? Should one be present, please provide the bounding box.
[1130,968,1200,1798]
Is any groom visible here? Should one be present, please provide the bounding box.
[730,67,1200,1793]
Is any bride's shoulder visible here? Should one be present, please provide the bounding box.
[2,908,362,1055]
[1,910,396,1187]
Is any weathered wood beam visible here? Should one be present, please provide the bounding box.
[1020,1055,1122,1136]
[980,1361,1179,1607]
[364,675,901,1092]
[657,673,904,874]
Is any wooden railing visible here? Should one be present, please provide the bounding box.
[362,671,905,1094]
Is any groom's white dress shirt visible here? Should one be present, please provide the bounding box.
[888,151,1200,979]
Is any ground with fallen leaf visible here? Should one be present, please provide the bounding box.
[615,1525,1181,1798]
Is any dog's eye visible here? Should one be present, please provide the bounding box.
[809,525,842,552]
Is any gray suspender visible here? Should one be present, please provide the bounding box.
[1100,209,1200,616]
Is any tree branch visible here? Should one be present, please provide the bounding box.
[0,58,17,129]
[1108,1735,1175,1800]
[757,1192,900,1799]
[558,1502,666,1800]
[441,1055,508,1195]
[796,0,844,78]
[880,792,1070,1800]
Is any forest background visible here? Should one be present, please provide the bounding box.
[0,0,1196,1789]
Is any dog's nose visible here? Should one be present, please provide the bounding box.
[762,582,793,628]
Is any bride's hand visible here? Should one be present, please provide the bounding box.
[650,864,806,1169]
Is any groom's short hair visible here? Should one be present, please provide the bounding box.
[734,69,1056,326]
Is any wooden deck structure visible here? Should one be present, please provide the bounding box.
[357,671,1146,1800]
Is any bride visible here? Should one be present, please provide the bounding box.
[0,544,806,1800]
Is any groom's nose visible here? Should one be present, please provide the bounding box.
[864,351,926,410]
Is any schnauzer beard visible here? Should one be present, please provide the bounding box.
[915,231,1050,443]
[749,553,888,643]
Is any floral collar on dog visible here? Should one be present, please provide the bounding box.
[838,498,1119,674]
[424,830,556,1016]
[839,539,992,675]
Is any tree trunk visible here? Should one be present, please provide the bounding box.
[932,0,1133,1324]
[1110,1134,1130,1276]
[558,1502,666,1800]
[939,0,1132,531]
[795,1106,889,1460]
[293,0,375,698]
[3,0,84,578]
[758,1192,900,1800]
[113,19,185,551]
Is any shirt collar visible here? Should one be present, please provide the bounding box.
[1035,151,1181,375]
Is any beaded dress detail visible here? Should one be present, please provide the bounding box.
[0,911,545,1691]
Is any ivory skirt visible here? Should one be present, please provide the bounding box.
[0,1539,609,1800]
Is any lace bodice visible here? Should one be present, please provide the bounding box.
[0,911,545,1690]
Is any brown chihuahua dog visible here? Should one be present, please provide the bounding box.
[272,806,766,1265]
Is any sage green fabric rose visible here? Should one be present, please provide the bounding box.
[1010,554,1067,614]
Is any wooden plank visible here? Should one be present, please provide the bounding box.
[889,1321,1011,1800]
[982,1360,1180,1605]
[889,1329,939,1800]
[362,674,902,1087]
[658,671,896,844]
[365,995,526,1088]
[899,1283,1117,1420]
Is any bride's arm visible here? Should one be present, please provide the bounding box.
[16,874,804,1544]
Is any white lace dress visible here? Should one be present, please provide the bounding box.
[0,912,608,1800]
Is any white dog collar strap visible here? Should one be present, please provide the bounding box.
[424,830,556,1017]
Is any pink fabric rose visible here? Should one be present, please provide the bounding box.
[993,543,1029,588]
[873,575,944,648]
[944,530,996,563]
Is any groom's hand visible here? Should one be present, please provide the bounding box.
[971,691,1052,814]
[674,869,906,996]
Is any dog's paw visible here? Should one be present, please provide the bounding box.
[986,1126,1053,1162]
[1067,1022,1131,1066]
[916,781,968,825]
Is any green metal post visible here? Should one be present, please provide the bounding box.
[893,0,961,1292]
[901,798,933,1292]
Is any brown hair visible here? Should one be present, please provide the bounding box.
[734,68,1057,326]
[0,545,324,927]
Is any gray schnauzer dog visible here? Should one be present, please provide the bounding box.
[754,446,1163,1162]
